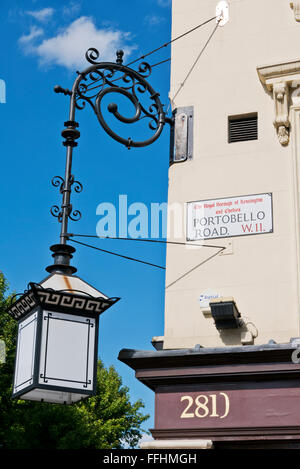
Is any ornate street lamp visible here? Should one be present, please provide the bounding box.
[10,282,119,404]
[7,48,169,404]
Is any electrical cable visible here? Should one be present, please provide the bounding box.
[150,57,171,68]
[83,14,218,92]
[68,235,225,275]
[69,238,165,270]
[165,247,225,289]
[68,235,226,281]
[169,19,221,108]
[126,15,217,67]
[68,233,226,250]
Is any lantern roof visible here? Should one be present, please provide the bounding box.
[40,272,108,298]
[8,273,120,321]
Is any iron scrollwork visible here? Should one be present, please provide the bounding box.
[51,175,83,223]
[74,48,166,149]
[51,176,65,194]
[50,204,82,223]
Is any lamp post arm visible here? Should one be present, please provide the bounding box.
[48,48,169,274]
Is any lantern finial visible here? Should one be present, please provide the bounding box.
[46,244,77,274]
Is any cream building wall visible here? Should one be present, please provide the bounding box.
[162,0,300,349]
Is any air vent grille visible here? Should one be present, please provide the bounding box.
[228,114,258,143]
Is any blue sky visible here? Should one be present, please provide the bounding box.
[1,0,172,435]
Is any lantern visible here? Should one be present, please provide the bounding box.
[8,272,119,404]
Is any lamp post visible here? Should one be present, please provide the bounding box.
[8,48,169,404]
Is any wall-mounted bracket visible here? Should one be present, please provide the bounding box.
[169,106,193,165]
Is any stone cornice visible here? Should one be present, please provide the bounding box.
[257,59,300,90]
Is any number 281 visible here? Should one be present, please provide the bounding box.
[180,393,230,419]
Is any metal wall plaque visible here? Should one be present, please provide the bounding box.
[187,193,273,241]
[170,106,193,164]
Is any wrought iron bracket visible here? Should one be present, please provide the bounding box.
[71,48,167,148]
[49,47,170,273]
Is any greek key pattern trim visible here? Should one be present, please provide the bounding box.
[8,286,119,320]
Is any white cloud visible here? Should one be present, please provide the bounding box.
[19,26,44,45]
[144,15,165,26]
[19,17,136,70]
[26,8,54,22]
[62,2,81,17]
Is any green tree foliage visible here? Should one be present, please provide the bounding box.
[0,273,149,449]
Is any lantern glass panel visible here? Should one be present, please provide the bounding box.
[38,310,95,391]
[13,311,38,395]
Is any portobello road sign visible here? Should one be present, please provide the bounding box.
[187,193,273,241]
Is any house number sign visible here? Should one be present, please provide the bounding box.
[180,392,230,419]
